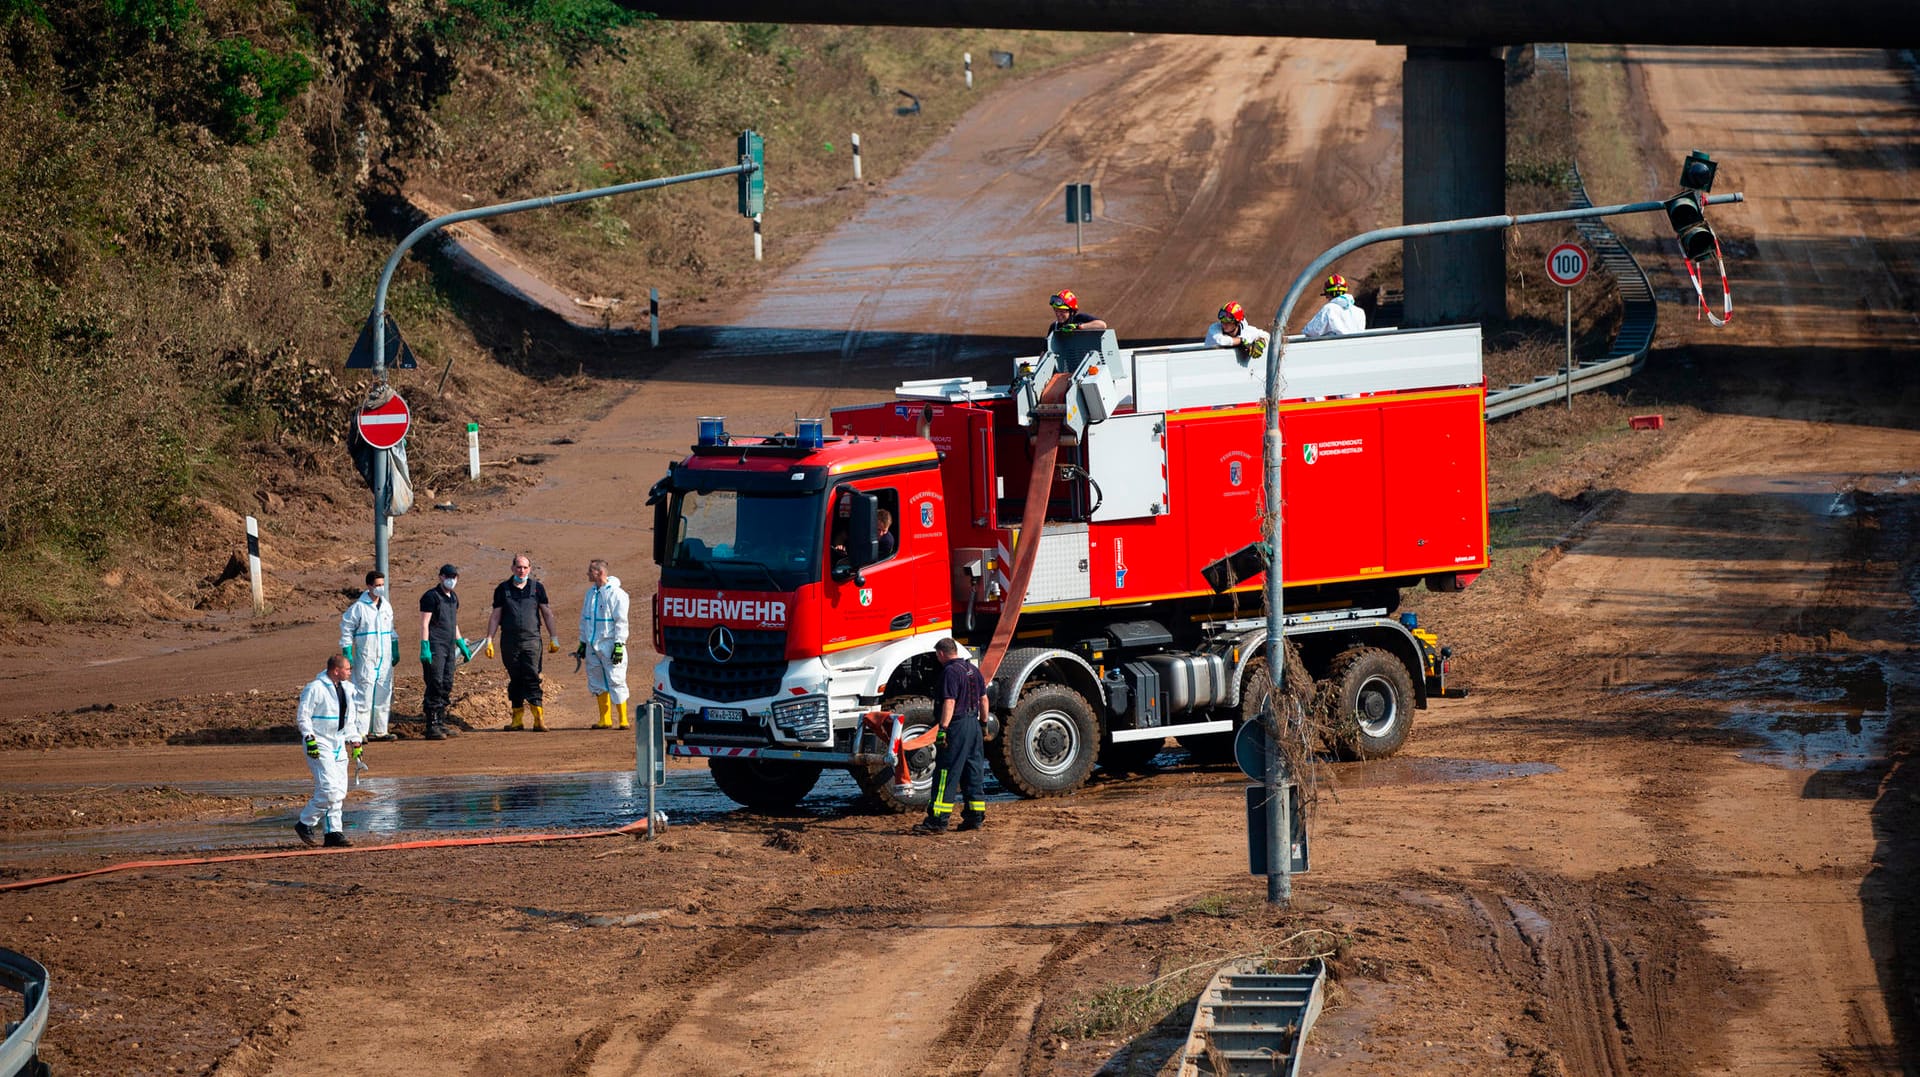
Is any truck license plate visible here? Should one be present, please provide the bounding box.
[702,707,747,723]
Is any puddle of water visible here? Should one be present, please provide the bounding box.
[1327,757,1560,789]
[1504,898,1551,945]
[1648,654,1893,772]
[0,766,1027,861]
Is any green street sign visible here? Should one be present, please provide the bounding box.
[738,130,766,218]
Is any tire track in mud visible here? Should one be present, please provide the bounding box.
[1448,868,1739,1077]
[571,931,782,1076]
[921,923,1111,1077]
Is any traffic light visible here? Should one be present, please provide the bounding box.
[738,130,765,218]
[1678,149,1717,193]
[1664,190,1717,262]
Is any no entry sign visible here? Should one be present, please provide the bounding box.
[357,392,411,450]
[1546,243,1589,287]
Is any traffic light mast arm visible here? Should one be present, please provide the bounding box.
[369,156,761,381]
[363,141,761,579]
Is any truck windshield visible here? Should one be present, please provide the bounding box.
[662,489,822,591]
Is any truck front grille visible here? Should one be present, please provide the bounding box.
[663,626,787,703]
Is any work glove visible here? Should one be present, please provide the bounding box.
[420,640,432,662]
[936,729,948,746]
[304,735,321,759]
[343,644,355,663]
[574,642,587,660]
[611,642,625,664]
[456,637,474,662]
[1058,323,1075,333]
[548,637,562,655]
[348,742,363,760]
[391,639,400,664]
[484,639,496,660]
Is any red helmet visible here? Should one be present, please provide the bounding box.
[1049,289,1079,312]
[1217,301,1246,324]
[1323,274,1350,297]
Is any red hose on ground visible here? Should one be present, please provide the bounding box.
[0,818,651,893]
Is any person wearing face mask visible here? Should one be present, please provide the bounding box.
[483,554,560,732]
[337,570,398,741]
[1302,273,1367,338]
[576,559,630,730]
[418,563,472,741]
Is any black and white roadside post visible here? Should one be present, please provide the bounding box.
[649,287,660,349]
[1258,162,1746,907]
[1545,242,1589,411]
[964,52,973,89]
[851,132,862,181]
[245,515,265,616]
[361,133,765,578]
[1064,182,1092,256]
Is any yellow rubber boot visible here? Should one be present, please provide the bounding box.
[505,706,525,731]
[592,693,614,729]
[616,700,630,730]
[530,705,547,732]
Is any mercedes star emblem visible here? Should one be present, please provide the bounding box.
[707,625,736,663]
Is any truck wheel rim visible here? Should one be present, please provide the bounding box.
[903,723,937,793]
[1026,710,1079,777]
[1355,675,1399,739]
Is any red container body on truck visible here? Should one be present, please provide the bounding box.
[647,326,1487,811]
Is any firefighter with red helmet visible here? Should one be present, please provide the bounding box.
[1206,300,1270,359]
[1303,273,1367,338]
[1047,289,1108,337]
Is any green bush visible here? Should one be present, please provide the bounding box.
[208,38,315,144]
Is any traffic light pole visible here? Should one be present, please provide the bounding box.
[1256,189,1743,907]
[366,152,763,578]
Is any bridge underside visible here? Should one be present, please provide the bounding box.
[627,2,1891,326]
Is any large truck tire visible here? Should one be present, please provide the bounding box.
[708,756,824,811]
[1099,736,1168,774]
[992,684,1099,797]
[853,695,936,813]
[1324,646,1415,759]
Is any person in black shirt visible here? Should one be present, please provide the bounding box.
[484,554,561,732]
[418,564,471,741]
[1046,288,1108,338]
[913,638,991,834]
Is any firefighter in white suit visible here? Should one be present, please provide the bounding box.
[337,570,397,740]
[295,654,366,847]
[576,559,631,730]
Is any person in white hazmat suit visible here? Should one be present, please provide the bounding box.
[575,559,630,730]
[337,569,397,740]
[295,654,366,847]
[1303,273,1367,338]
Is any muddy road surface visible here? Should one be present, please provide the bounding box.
[4,42,1919,1077]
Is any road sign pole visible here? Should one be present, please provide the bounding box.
[373,449,389,579]
[1566,288,1574,411]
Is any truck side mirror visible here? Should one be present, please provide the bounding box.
[847,490,881,567]
[648,480,671,564]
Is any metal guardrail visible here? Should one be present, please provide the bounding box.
[1484,45,1659,420]
[0,949,50,1077]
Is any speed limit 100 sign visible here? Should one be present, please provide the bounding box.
[1546,243,1589,287]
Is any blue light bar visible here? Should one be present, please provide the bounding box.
[697,416,727,446]
[795,417,824,450]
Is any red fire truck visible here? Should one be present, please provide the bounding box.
[647,325,1487,810]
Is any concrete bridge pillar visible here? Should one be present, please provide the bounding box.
[1401,46,1506,327]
